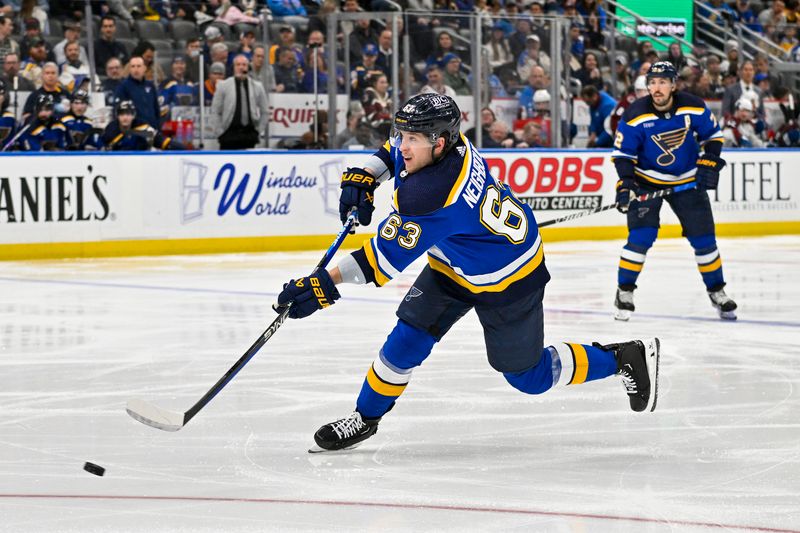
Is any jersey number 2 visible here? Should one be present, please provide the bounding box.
[480,185,527,244]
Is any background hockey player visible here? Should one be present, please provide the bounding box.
[611,61,737,321]
[102,100,184,151]
[19,93,70,151]
[722,98,765,148]
[0,79,16,148]
[61,89,103,150]
[276,94,660,453]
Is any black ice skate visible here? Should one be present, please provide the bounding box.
[309,411,379,453]
[595,338,660,412]
[708,287,737,320]
[613,287,635,321]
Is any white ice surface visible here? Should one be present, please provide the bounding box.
[0,236,798,533]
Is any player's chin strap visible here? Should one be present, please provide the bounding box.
[537,182,697,228]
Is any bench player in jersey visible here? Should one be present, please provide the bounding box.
[611,62,738,321]
[277,94,661,452]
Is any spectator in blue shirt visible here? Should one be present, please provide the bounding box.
[267,0,307,17]
[580,85,617,148]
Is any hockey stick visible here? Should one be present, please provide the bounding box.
[126,209,359,432]
[1,123,30,152]
[536,182,697,228]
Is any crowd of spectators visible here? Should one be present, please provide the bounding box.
[0,0,797,151]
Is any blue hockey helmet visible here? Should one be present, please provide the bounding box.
[646,61,678,84]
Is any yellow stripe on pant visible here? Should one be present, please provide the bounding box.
[567,343,589,385]
[366,366,408,396]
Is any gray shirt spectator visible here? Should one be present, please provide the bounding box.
[211,54,269,149]
[54,21,89,67]
[0,14,19,65]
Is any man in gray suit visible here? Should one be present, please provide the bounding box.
[211,54,268,150]
[721,60,764,120]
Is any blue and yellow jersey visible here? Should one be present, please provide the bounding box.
[102,119,180,151]
[352,134,550,306]
[0,110,16,146]
[61,114,103,150]
[611,91,724,187]
[21,119,70,151]
[160,77,197,108]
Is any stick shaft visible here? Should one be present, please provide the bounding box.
[181,210,358,425]
[536,182,697,228]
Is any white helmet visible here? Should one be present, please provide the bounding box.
[634,75,647,91]
[533,89,551,104]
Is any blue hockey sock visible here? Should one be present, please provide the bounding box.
[618,227,657,287]
[504,343,617,393]
[688,234,725,290]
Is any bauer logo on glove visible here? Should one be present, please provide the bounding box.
[277,269,341,319]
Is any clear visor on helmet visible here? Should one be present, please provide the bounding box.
[389,125,437,149]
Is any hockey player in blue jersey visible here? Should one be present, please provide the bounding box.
[0,80,16,149]
[20,94,70,151]
[61,90,103,150]
[102,100,184,151]
[611,61,738,321]
[277,94,662,452]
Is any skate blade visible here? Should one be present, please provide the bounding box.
[614,308,632,321]
[308,442,363,454]
[644,337,660,413]
[718,310,737,321]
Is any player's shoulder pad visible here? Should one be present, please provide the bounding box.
[622,96,653,123]
[395,137,466,217]
[61,114,75,123]
[52,121,66,130]
[2,110,14,118]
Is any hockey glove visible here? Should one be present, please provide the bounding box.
[276,269,341,319]
[340,167,377,226]
[615,178,638,214]
[695,153,726,191]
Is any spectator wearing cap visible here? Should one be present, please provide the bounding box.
[269,25,303,66]
[580,84,616,148]
[273,46,302,93]
[61,90,103,150]
[235,28,256,62]
[204,62,226,105]
[351,43,386,100]
[610,54,631,96]
[202,25,225,60]
[441,52,470,95]
[59,40,99,92]
[212,53,268,150]
[517,34,550,81]
[115,56,161,129]
[0,14,19,66]
[722,60,764,119]
[54,21,89,67]
[161,56,196,110]
[22,62,66,120]
[102,57,124,107]
[418,64,456,98]
[18,17,52,62]
[721,39,740,73]
[94,15,129,73]
[20,35,47,87]
[349,17,379,66]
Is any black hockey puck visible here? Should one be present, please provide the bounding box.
[83,462,105,477]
